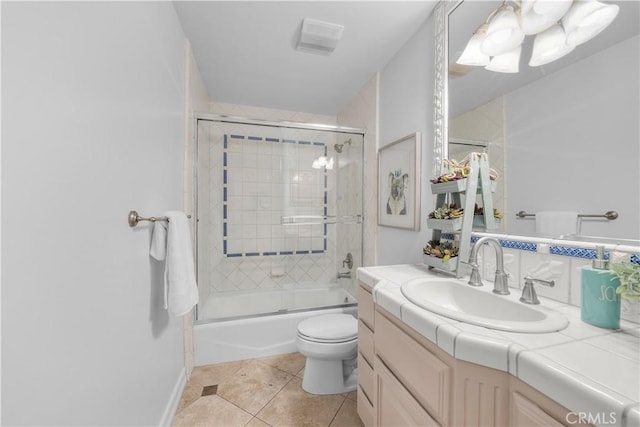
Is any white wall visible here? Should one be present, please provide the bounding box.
[505,35,639,240]
[2,2,187,425]
[377,16,434,265]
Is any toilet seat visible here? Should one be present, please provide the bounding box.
[297,314,357,343]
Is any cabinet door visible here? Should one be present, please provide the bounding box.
[511,392,563,427]
[358,284,375,329]
[375,357,441,427]
[375,311,451,424]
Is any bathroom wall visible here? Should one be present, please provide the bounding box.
[377,14,435,265]
[2,2,187,425]
[337,74,379,267]
[505,35,639,240]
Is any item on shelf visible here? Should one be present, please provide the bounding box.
[423,239,459,262]
[428,204,463,219]
[430,156,499,184]
[473,204,503,219]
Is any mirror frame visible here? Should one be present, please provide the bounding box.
[432,0,459,178]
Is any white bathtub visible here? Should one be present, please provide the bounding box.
[194,287,357,365]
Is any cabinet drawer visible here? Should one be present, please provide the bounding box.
[358,284,374,329]
[375,311,451,425]
[358,352,374,403]
[357,385,374,427]
[375,356,440,427]
[358,320,374,364]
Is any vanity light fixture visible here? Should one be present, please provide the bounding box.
[520,0,573,35]
[456,0,619,73]
[529,23,575,66]
[456,24,490,66]
[486,45,522,73]
[312,156,334,170]
[563,0,620,46]
[481,4,525,56]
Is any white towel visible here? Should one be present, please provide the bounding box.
[150,211,198,316]
[535,211,579,237]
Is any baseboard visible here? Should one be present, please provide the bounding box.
[158,367,187,427]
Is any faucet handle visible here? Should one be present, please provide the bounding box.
[520,276,555,305]
[460,260,483,287]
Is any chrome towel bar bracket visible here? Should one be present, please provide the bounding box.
[128,210,168,227]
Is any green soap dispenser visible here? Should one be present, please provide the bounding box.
[581,246,621,329]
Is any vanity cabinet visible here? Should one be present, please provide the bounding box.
[357,283,375,425]
[357,279,590,426]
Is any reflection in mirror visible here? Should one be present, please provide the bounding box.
[443,0,639,242]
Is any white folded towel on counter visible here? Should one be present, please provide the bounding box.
[150,211,198,316]
[535,211,579,237]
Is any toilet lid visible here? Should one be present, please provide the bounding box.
[297,314,357,343]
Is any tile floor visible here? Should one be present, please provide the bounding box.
[173,352,364,427]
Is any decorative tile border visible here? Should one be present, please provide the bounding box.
[222,133,328,258]
[463,232,640,264]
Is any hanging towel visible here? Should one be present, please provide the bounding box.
[535,211,579,237]
[149,211,198,316]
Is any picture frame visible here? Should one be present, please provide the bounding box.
[378,132,421,230]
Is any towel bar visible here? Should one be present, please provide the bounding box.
[516,210,618,220]
[128,211,168,227]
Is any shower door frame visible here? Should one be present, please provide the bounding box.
[192,112,365,322]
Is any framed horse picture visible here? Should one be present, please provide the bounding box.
[378,132,421,230]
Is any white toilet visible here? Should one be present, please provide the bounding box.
[296,313,358,395]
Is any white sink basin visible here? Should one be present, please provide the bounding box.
[400,277,568,333]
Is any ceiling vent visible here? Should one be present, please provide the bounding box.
[296,18,344,55]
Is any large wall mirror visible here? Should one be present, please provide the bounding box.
[435,0,639,243]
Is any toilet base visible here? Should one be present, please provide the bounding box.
[301,357,358,395]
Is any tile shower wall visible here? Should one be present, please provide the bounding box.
[223,134,327,257]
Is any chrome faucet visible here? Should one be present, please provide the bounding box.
[520,276,555,304]
[467,237,510,295]
[337,253,354,279]
[342,253,353,269]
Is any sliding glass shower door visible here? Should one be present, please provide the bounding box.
[194,117,363,322]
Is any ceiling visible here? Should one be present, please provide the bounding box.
[173,1,437,116]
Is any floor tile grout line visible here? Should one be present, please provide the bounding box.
[252,372,298,419]
[327,396,348,427]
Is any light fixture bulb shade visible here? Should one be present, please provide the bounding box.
[563,0,619,46]
[485,45,522,73]
[529,24,576,66]
[521,0,535,15]
[521,0,573,35]
[481,5,525,56]
[456,25,490,66]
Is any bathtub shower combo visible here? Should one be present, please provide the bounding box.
[193,115,364,367]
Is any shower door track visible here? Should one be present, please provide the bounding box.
[195,112,365,135]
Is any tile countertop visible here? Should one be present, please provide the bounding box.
[357,265,640,427]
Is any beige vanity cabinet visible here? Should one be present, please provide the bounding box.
[356,280,591,427]
[357,283,376,426]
